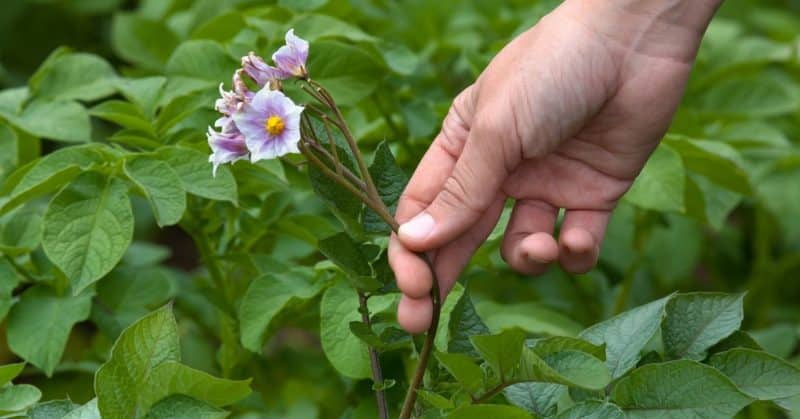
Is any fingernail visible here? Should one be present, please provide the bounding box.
[399,212,435,241]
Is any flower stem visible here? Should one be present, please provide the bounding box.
[302,80,444,419]
[359,291,389,419]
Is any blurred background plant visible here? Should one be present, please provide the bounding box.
[0,0,799,418]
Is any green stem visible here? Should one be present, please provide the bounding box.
[359,291,389,419]
[3,254,36,283]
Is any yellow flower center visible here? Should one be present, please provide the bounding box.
[265,115,285,135]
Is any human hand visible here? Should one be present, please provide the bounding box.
[389,0,723,333]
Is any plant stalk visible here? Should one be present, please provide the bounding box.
[300,80,444,419]
[359,292,389,419]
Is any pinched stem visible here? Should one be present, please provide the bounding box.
[300,80,443,419]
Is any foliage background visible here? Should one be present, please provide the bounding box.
[0,0,800,417]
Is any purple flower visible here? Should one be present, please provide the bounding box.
[242,52,288,86]
[234,87,304,162]
[273,29,309,78]
[207,124,249,176]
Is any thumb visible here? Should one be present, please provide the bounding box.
[398,116,513,252]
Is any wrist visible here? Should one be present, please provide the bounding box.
[560,0,723,62]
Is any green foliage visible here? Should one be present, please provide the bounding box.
[0,0,799,418]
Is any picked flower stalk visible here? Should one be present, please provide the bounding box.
[206,28,441,419]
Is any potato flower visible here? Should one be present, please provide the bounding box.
[233,88,304,162]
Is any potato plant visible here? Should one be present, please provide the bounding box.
[0,0,799,418]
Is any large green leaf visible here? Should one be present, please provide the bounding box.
[697,74,799,117]
[157,146,237,204]
[318,233,374,290]
[90,100,155,134]
[447,291,490,357]
[306,41,383,106]
[0,384,42,414]
[471,329,526,381]
[504,383,564,417]
[447,404,531,419]
[0,209,43,256]
[29,52,117,102]
[611,360,753,418]
[579,295,670,378]
[124,157,187,227]
[624,143,685,212]
[0,363,25,388]
[165,40,237,83]
[142,361,251,409]
[362,141,408,233]
[42,172,134,293]
[239,271,327,352]
[144,395,227,419]
[476,301,583,337]
[63,398,100,419]
[0,144,109,215]
[662,292,745,360]
[0,99,91,143]
[435,351,484,397]
[555,401,624,419]
[6,286,91,376]
[29,399,80,419]
[319,281,396,379]
[111,13,180,70]
[709,348,800,400]
[95,306,181,418]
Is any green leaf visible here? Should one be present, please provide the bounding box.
[29,52,117,102]
[145,395,227,419]
[63,398,100,419]
[90,100,154,134]
[611,360,753,418]
[112,13,180,70]
[435,351,484,397]
[362,141,408,233]
[307,140,362,234]
[157,146,237,204]
[165,40,237,83]
[579,295,670,378]
[624,143,685,212]
[0,99,91,143]
[95,306,180,418]
[6,286,91,376]
[239,271,327,352]
[0,384,41,414]
[513,349,611,391]
[416,389,454,409]
[0,144,109,215]
[475,301,583,337]
[471,329,526,381]
[662,292,745,360]
[318,233,378,290]
[504,383,563,417]
[665,136,750,195]
[530,336,606,360]
[291,14,376,43]
[190,11,247,43]
[143,361,251,409]
[29,399,80,419]
[116,77,166,118]
[320,281,396,379]
[0,363,25,387]
[447,404,532,419]
[124,157,186,227]
[306,41,383,106]
[447,291,490,357]
[43,172,134,293]
[0,124,17,181]
[93,266,176,338]
[0,209,43,255]
[555,401,625,419]
[709,348,800,400]
[710,330,763,354]
[697,74,799,117]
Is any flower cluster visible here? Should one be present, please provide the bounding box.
[208,29,309,175]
